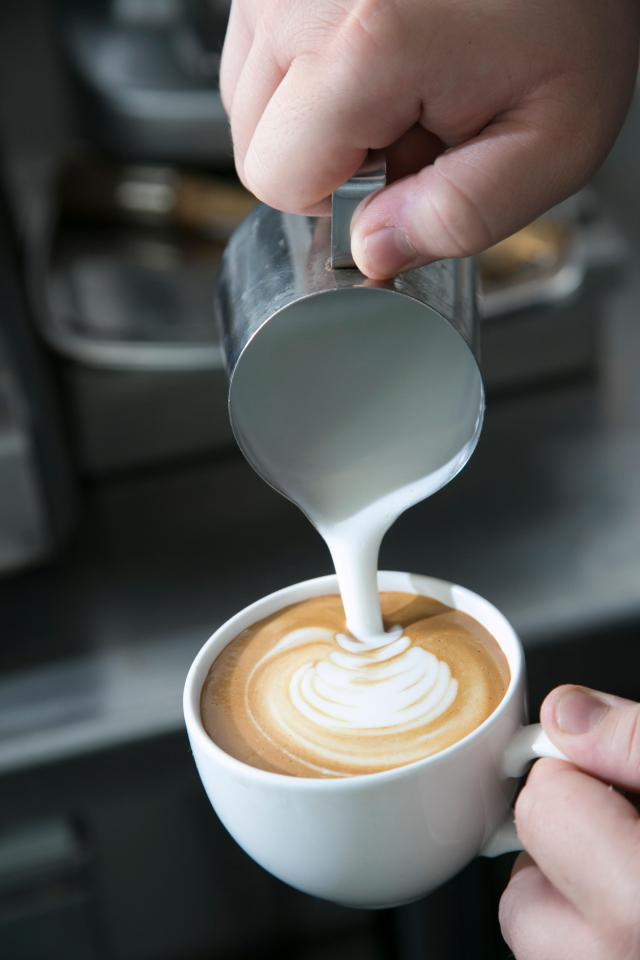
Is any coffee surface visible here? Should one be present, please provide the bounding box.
[201,592,510,778]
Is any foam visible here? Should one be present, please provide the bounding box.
[201,593,510,778]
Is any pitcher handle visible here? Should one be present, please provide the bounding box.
[331,150,386,268]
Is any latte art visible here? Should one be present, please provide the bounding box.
[201,593,510,778]
[265,628,458,731]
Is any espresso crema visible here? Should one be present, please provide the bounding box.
[201,592,510,778]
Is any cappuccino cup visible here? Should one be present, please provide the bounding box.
[183,572,564,909]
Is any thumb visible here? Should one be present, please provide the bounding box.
[350,107,593,280]
[541,685,640,792]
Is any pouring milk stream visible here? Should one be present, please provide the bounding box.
[217,154,485,726]
[187,158,566,910]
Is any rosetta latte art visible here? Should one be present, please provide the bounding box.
[201,593,510,778]
[262,627,458,731]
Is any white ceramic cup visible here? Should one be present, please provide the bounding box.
[183,572,564,909]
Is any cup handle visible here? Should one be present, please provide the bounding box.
[481,724,567,857]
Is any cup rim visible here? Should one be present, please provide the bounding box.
[183,571,523,791]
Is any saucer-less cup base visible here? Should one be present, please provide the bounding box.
[184,572,555,909]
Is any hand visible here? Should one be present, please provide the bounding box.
[500,685,640,959]
[220,1,639,278]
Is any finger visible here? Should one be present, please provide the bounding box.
[290,126,444,219]
[242,51,420,215]
[541,685,640,792]
[219,1,253,117]
[515,757,640,938]
[499,854,600,960]
[227,35,286,189]
[350,96,601,279]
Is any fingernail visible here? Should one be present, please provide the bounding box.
[554,687,609,735]
[361,226,417,277]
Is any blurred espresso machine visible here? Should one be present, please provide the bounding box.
[0,0,626,576]
[0,183,74,573]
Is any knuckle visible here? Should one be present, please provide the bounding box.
[613,708,640,779]
[513,759,565,843]
[290,8,340,53]
[514,760,546,825]
[335,0,385,55]
[426,162,495,258]
[513,783,534,840]
[324,2,404,93]
[498,870,536,955]
[497,882,518,949]
[243,142,280,207]
[244,136,324,214]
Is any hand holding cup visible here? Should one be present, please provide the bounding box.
[501,686,640,960]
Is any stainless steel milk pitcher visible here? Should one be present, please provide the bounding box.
[215,154,485,525]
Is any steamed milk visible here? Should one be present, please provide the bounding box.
[207,289,491,775]
[321,453,470,640]
[229,290,484,641]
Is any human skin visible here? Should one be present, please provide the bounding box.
[500,686,640,959]
[220,0,639,278]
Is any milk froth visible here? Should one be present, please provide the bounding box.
[201,593,509,777]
